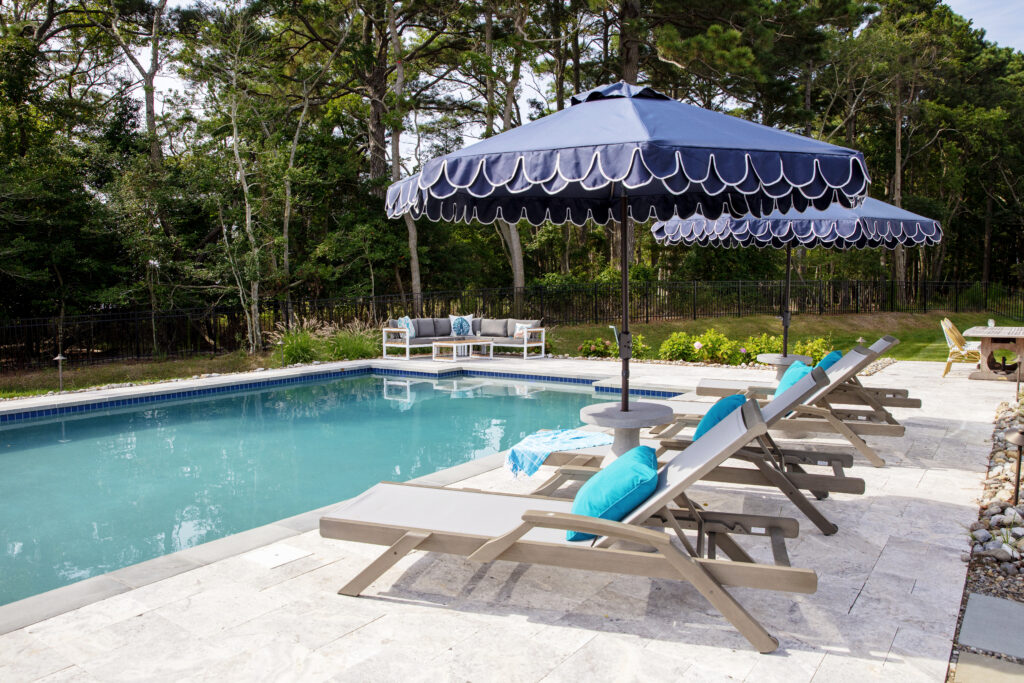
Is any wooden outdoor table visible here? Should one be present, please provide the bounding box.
[962,326,1024,381]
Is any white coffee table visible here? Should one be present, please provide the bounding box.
[431,338,493,362]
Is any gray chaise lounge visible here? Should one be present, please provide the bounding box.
[320,399,816,653]
[382,317,545,359]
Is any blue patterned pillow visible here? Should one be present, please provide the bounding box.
[396,316,416,339]
[449,314,474,337]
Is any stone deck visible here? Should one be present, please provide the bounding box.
[0,357,1014,681]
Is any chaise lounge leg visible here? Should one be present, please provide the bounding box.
[659,542,780,653]
[753,459,838,535]
[338,530,431,596]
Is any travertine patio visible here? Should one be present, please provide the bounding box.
[0,357,1011,681]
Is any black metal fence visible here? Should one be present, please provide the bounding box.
[2,280,1021,371]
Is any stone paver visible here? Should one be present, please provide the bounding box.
[954,652,1024,682]
[959,593,1024,659]
[0,357,1013,681]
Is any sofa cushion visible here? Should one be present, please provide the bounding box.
[507,319,541,337]
[471,318,482,335]
[481,318,508,337]
[414,318,435,337]
[485,337,520,345]
[431,317,451,336]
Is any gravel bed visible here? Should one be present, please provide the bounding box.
[946,398,1024,679]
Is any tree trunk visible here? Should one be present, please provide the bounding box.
[387,3,422,314]
[484,9,495,136]
[892,76,906,285]
[619,0,640,84]
[561,224,571,274]
[983,194,992,283]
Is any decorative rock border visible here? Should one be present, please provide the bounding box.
[947,398,1024,679]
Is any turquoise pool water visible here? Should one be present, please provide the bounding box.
[0,375,599,605]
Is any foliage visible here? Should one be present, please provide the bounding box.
[2,0,1024,342]
[658,332,696,361]
[576,333,652,359]
[793,336,836,364]
[690,328,742,365]
[740,333,784,362]
[577,337,617,358]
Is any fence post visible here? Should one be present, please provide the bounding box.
[736,282,742,317]
[855,281,860,314]
[984,281,989,311]
[818,281,824,315]
[593,284,598,324]
[540,286,546,323]
[890,280,896,312]
[923,281,928,313]
[692,281,697,320]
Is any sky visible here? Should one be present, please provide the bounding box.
[945,0,1024,51]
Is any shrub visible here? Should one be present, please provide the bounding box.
[689,328,740,364]
[793,335,835,364]
[659,331,696,361]
[578,337,617,357]
[631,333,653,360]
[279,329,320,364]
[323,331,377,360]
[741,333,783,362]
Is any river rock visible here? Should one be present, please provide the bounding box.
[969,521,986,532]
[972,529,993,543]
[1013,527,1024,539]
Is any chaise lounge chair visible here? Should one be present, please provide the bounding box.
[535,365,864,535]
[320,400,816,653]
[657,343,902,468]
[694,336,920,416]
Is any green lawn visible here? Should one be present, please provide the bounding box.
[0,351,280,399]
[545,312,1020,362]
[0,311,1017,398]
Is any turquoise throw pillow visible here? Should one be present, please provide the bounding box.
[693,394,746,441]
[396,316,416,339]
[816,350,843,371]
[773,360,812,399]
[567,446,658,542]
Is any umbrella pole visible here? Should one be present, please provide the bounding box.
[620,195,630,412]
[782,244,792,357]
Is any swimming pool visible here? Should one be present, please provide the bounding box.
[0,374,600,605]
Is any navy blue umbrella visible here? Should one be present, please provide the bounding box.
[386,82,871,411]
[651,197,942,353]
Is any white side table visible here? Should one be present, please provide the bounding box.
[756,353,813,380]
[580,401,674,466]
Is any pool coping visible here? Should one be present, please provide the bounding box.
[0,358,683,634]
[0,359,685,426]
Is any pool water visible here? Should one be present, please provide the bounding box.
[0,375,600,605]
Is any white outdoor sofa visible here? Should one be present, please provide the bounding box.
[382,316,546,359]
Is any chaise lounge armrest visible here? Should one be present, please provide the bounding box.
[468,509,673,562]
[382,327,408,334]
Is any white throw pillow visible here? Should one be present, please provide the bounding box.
[449,314,474,337]
[514,322,531,339]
